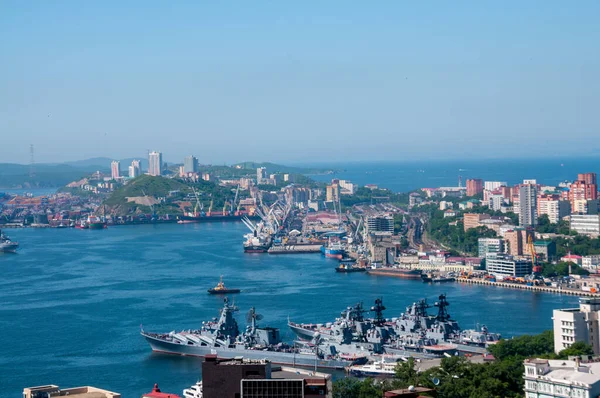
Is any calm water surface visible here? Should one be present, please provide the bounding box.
[0,223,579,396]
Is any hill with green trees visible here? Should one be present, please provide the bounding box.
[333,330,593,398]
[102,175,238,216]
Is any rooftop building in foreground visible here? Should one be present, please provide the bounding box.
[524,357,600,398]
[201,355,332,398]
[23,385,121,398]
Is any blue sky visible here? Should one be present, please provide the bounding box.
[1,1,598,164]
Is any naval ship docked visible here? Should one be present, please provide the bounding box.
[141,298,357,369]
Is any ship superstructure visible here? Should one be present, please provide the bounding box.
[0,229,18,253]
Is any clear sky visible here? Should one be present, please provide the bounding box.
[1,1,598,165]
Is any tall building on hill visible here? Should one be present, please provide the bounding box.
[519,184,538,226]
[537,194,571,223]
[184,155,198,174]
[466,179,483,196]
[148,151,163,176]
[128,160,141,178]
[256,167,267,184]
[110,160,120,179]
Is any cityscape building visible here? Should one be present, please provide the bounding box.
[485,253,532,278]
[23,385,120,398]
[553,298,600,354]
[570,214,600,236]
[128,160,141,178]
[519,184,538,227]
[366,214,395,234]
[326,183,340,202]
[466,178,483,196]
[183,155,198,174]
[478,238,505,258]
[256,167,267,184]
[537,194,571,224]
[484,181,507,191]
[463,213,490,231]
[110,160,120,179]
[148,151,163,176]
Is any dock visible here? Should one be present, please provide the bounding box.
[267,245,322,254]
[456,278,600,297]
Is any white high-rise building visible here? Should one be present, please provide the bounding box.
[110,161,120,179]
[484,181,507,191]
[128,160,141,178]
[148,151,163,176]
[256,167,267,184]
[553,298,600,354]
[519,184,538,227]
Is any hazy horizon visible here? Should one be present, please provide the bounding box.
[2,1,598,164]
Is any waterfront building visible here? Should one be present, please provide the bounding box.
[484,181,507,191]
[128,159,141,178]
[23,385,120,398]
[368,232,396,264]
[485,253,531,278]
[110,160,120,179]
[466,178,483,196]
[366,214,395,234]
[553,298,600,354]
[478,238,505,258]
[533,241,556,262]
[148,151,162,176]
[537,194,571,224]
[519,183,538,227]
[256,167,267,184]
[201,355,332,398]
[570,214,600,236]
[463,213,490,231]
[183,155,198,174]
[523,358,600,398]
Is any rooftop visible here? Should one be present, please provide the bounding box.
[23,385,120,398]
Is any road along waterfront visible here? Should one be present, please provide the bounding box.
[0,222,580,396]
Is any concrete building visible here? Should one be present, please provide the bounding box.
[326,183,340,202]
[338,179,356,195]
[485,253,532,278]
[533,241,557,262]
[367,232,396,264]
[582,255,600,272]
[538,194,571,224]
[553,298,600,354]
[484,181,507,191]
[256,167,267,184]
[504,228,534,256]
[488,194,505,211]
[366,214,395,234]
[579,172,598,186]
[466,178,483,196]
[519,184,538,227]
[439,200,453,210]
[201,355,332,398]
[463,213,490,231]
[110,160,120,179]
[523,357,600,398]
[478,238,505,258]
[570,214,600,236]
[148,151,163,176]
[183,155,198,174]
[23,385,120,398]
[128,159,141,178]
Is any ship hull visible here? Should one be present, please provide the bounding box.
[288,323,319,341]
[142,333,351,369]
[367,269,422,279]
[244,245,270,253]
[335,267,366,273]
[0,243,18,253]
[207,289,241,294]
[88,223,106,230]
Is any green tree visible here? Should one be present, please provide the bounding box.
[556,341,594,359]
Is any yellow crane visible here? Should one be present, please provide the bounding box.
[528,234,542,283]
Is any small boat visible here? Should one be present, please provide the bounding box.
[207,276,241,295]
[432,277,456,283]
[336,263,366,273]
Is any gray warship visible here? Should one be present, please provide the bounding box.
[0,229,18,253]
[288,295,500,358]
[141,298,357,369]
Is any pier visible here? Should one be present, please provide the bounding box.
[456,278,600,297]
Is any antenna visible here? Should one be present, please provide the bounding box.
[29,144,35,177]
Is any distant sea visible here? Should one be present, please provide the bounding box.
[0,188,58,196]
[305,156,600,193]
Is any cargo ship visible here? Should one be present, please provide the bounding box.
[87,215,107,230]
[320,241,345,259]
[367,267,422,279]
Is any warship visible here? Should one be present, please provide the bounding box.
[141,298,356,369]
[0,229,18,253]
[289,295,500,358]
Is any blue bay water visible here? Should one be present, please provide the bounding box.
[307,156,600,192]
[0,223,580,396]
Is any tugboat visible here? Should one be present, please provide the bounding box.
[207,276,241,295]
[142,383,181,398]
[336,258,366,273]
[0,229,19,253]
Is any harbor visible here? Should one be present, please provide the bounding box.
[0,222,581,396]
